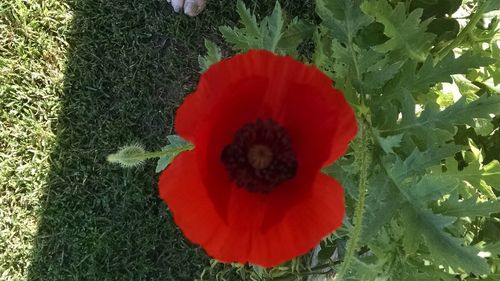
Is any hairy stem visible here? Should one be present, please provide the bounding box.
[124,147,192,160]
[333,121,370,281]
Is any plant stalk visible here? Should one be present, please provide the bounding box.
[333,121,370,281]
[435,1,488,62]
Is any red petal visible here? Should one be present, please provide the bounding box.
[249,173,345,267]
[176,50,357,170]
[175,50,272,143]
[159,151,345,267]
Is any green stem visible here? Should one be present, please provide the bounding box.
[435,1,487,62]
[333,122,370,281]
[125,146,193,161]
[107,144,194,167]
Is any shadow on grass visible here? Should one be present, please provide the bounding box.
[26,1,314,280]
[26,0,233,280]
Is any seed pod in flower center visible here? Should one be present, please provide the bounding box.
[247,144,273,169]
[220,119,298,193]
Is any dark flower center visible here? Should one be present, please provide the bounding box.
[220,119,298,193]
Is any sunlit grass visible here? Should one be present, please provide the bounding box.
[0,1,70,280]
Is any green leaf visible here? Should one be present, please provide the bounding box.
[427,17,459,42]
[484,0,500,13]
[483,241,500,256]
[363,59,403,90]
[317,241,336,261]
[389,144,463,181]
[403,208,489,274]
[220,1,306,55]
[397,95,500,133]
[414,53,495,93]
[155,135,189,173]
[344,257,382,281]
[439,157,500,191]
[405,174,459,203]
[356,22,389,48]
[361,172,404,243]
[436,196,500,217]
[322,158,358,198]
[361,0,435,61]
[311,27,335,78]
[329,39,359,102]
[440,94,500,126]
[316,0,372,45]
[375,132,403,154]
[387,94,500,153]
[219,1,261,51]
[219,25,259,51]
[263,1,284,52]
[236,0,259,37]
[277,18,314,57]
[198,39,222,72]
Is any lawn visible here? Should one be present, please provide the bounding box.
[0,0,314,280]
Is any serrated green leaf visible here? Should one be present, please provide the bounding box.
[219,26,259,51]
[316,0,372,45]
[414,261,462,281]
[389,94,500,152]
[414,53,495,92]
[375,132,403,154]
[344,257,381,281]
[402,214,421,255]
[436,196,500,217]
[377,60,417,102]
[312,27,333,73]
[236,0,259,37]
[322,158,358,198]
[403,208,489,274]
[396,95,500,133]
[198,39,222,72]
[330,39,352,68]
[277,18,314,57]
[389,144,463,181]
[438,157,500,191]
[437,93,500,126]
[329,39,359,102]
[406,174,459,203]
[221,1,309,56]
[363,60,403,89]
[361,0,435,61]
[218,0,263,51]
[155,135,190,173]
[263,1,284,52]
[361,172,404,243]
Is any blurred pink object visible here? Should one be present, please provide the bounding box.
[167,0,207,16]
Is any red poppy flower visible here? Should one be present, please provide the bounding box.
[159,50,357,267]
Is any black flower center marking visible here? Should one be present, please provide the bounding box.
[221,119,298,193]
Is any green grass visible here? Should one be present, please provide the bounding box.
[0,0,313,280]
